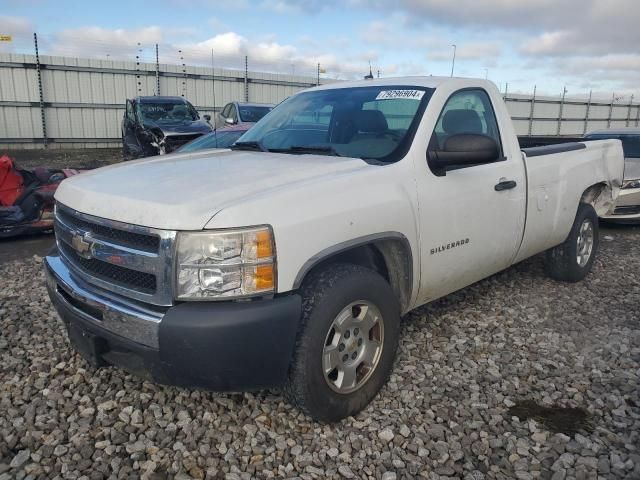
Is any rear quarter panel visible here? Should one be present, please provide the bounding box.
[514,139,623,263]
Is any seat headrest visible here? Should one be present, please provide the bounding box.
[442,109,482,135]
[355,110,388,133]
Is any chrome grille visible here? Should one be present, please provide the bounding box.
[165,133,204,152]
[56,207,160,252]
[613,205,640,216]
[54,203,176,306]
[58,241,157,293]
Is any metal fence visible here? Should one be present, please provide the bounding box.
[1,51,639,149]
[506,90,640,137]
[0,50,330,149]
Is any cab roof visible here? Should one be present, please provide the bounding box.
[309,76,493,92]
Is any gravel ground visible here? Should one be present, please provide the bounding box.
[0,225,638,480]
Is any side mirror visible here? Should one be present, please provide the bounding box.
[225,117,235,125]
[203,114,211,122]
[428,133,500,174]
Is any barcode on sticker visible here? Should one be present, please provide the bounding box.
[375,90,425,100]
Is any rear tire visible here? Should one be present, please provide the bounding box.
[285,263,401,422]
[545,203,599,282]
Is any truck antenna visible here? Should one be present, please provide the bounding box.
[211,49,218,148]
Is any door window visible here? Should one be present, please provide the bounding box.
[221,104,232,118]
[431,89,502,153]
[125,100,134,122]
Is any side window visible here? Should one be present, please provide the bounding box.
[229,105,238,123]
[221,104,232,118]
[432,89,502,152]
[125,101,133,121]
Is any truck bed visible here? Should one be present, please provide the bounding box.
[514,139,623,263]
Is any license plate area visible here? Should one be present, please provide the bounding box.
[57,285,104,321]
[67,325,106,367]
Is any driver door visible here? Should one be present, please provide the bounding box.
[415,88,526,304]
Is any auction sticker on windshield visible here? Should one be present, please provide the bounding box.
[375,90,425,100]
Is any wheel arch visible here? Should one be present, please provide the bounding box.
[292,232,414,314]
[580,182,616,217]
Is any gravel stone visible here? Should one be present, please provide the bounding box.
[337,465,355,478]
[1,225,638,479]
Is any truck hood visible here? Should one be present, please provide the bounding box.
[55,150,369,230]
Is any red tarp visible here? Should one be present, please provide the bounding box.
[0,155,24,207]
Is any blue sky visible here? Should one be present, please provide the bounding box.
[2,0,639,100]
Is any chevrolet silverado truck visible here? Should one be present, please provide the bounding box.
[45,77,624,422]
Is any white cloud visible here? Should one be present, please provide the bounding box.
[48,26,165,58]
[175,31,373,78]
[0,15,33,51]
[0,15,32,37]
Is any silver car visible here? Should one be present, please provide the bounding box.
[585,128,640,223]
[214,102,274,129]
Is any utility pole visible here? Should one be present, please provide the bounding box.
[317,63,320,86]
[155,43,160,96]
[607,93,616,129]
[528,85,536,137]
[583,90,592,135]
[557,86,567,136]
[484,68,488,80]
[244,55,249,102]
[626,94,634,127]
[450,44,456,77]
[135,42,143,95]
[34,33,47,149]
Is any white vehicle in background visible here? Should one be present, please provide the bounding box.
[214,101,274,128]
[45,77,623,422]
[584,128,640,223]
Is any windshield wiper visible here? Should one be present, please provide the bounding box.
[271,145,342,157]
[230,140,267,152]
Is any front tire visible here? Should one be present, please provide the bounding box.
[545,203,599,282]
[285,264,401,422]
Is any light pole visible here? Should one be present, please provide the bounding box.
[484,68,488,80]
[450,44,456,77]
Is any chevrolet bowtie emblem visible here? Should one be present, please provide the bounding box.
[70,230,94,259]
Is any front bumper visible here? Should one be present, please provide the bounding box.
[45,250,302,391]
[601,187,640,224]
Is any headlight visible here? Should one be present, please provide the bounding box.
[176,226,276,300]
[622,179,640,189]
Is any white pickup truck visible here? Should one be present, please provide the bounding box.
[45,77,624,422]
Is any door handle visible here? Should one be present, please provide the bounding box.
[495,180,517,191]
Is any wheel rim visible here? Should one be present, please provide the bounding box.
[576,219,594,267]
[322,301,384,394]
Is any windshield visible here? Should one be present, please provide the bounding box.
[137,101,199,124]
[176,130,246,152]
[239,106,272,123]
[586,134,640,158]
[237,86,433,161]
